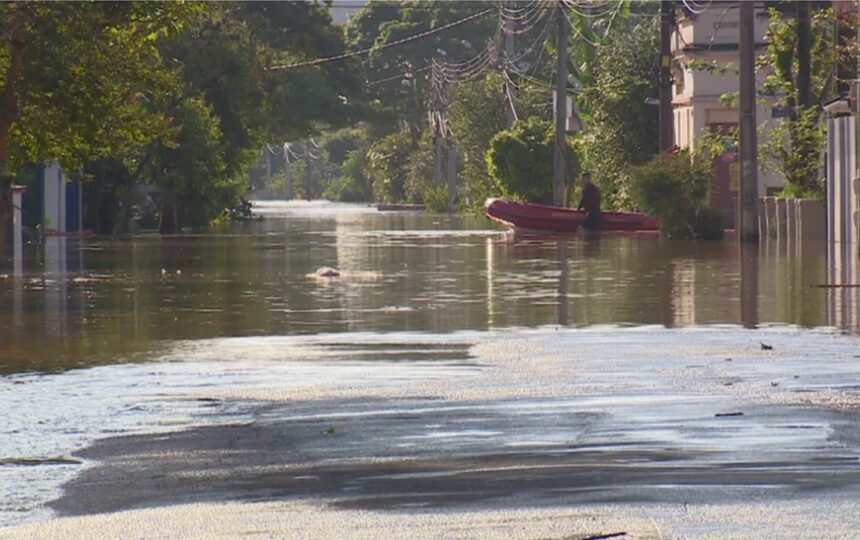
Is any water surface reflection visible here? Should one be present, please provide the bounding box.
[0,200,856,373]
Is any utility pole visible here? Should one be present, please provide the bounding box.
[855,78,860,261]
[738,0,759,242]
[434,118,443,187]
[431,57,445,188]
[447,137,457,213]
[659,1,676,152]
[553,0,568,207]
[505,26,516,129]
[305,141,313,201]
[283,143,291,200]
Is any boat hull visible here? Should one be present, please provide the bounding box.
[484,198,659,233]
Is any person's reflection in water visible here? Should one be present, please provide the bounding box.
[577,171,601,231]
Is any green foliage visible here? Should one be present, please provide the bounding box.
[757,7,835,199]
[486,117,578,205]
[686,59,737,76]
[767,105,826,199]
[322,149,372,202]
[1,2,195,174]
[567,2,655,119]
[0,1,368,235]
[691,207,725,241]
[366,130,413,203]
[345,1,497,137]
[631,150,721,240]
[448,71,551,211]
[151,97,234,228]
[422,185,449,213]
[323,128,367,166]
[243,2,364,141]
[578,17,659,209]
[403,133,435,204]
[758,7,835,106]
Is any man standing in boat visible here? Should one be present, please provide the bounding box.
[576,171,601,230]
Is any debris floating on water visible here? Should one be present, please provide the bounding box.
[314,267,341,278]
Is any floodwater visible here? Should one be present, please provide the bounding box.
[1,200,860,535]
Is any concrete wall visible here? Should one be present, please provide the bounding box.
[761,197,826,244]
[827,114,859,289]
[827,115,858,246]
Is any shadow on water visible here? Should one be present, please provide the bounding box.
[0,200,858,373]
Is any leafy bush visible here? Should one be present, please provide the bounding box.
[366,130,413,203]
[322,149,372,202]
[323,127,368,166]
[422,185,449,213]
[447,71,551,211]
[691,207,725,240]
[631,150,722,240]
[486,117,578,204]
[403,134,435,204]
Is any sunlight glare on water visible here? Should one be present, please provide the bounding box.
[1,201,860,529]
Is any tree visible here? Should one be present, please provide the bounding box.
[486,117,579,204]
[631,149,723,239]
[448,71,551,210]
[110,2,364,233]
[345,1,497,142]
[0,2,194,251]
[149,97,229,233]
[758,6,836,198]
[366,130,413,203]
[578,16,659,209]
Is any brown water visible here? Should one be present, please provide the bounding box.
[3,200,860,531]
[1,200,857,374]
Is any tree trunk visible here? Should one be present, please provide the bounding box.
[0,179,11,265]
[0,30,25,259]
[159,189,181,234]
[0,26,24,168]
[111,152,152,238]
[796,2,812,109]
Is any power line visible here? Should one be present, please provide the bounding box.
[268,7,495,71]
[366,64,432,87]
[681,0,712,15]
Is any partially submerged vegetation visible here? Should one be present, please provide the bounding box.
[0,1,852,241]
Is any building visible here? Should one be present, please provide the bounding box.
[670,2,784,226]
[825,0,859,312]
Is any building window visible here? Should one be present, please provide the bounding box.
[673,62,685,96]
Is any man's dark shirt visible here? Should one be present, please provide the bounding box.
[577,183,600,213]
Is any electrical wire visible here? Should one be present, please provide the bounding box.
[564,10,602,47]
[500,1,544,21]
[366,64,432,87]
[564,1,619,20]
[268,7,494,71]
[681,0,712,15]
[501,5,548,35]
[603,0,624,38]
[505,22,550,66]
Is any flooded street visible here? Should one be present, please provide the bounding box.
[1,200,855,374]
[2,201,860,538]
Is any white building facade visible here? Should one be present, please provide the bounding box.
[670,2,785,226]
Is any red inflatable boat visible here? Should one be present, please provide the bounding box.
[484,198,659,233]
